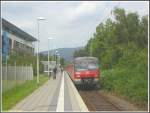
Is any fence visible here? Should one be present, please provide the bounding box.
[2,65,33,92]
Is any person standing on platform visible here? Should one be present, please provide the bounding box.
[53,66,57,79]
[61,66,63,74]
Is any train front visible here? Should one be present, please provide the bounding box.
[73,57,100,88]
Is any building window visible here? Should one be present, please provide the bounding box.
[14,41,19,48]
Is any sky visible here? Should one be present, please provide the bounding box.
[1,1,149,52]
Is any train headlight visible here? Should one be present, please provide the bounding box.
[75,72,81,74]
[94,78,99,81]
[95,74,98,77]
[76,74,80,77]
[75,72,81,78]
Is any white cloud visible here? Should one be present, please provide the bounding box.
[2,1,148,52]
[63,1,105,22]
[117,1,149,17]
[75,2,101,16]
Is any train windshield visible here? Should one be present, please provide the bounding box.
[74,58,99,71]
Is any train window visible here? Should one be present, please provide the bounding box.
[88,63,98,70]
[75,62,88,71]
[74,59,98,71]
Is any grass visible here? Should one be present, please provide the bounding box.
[2,74,49,111]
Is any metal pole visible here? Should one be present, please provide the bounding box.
[5,60,7,90]
[15,61,16,86]
[59,56,60,65]
[5,60,7,81]
[55,50,58,65]
[48,38,53,77]
[30,64,32,80]
[55,54,57,65]
[48,39,50,77]
[36,17,46,83]
[37,20,39,84]
[90,42,92,56]
[53,48,55,61]
[22,64,24,81]
[26,64,27,81]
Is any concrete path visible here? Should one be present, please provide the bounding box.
[10,71,88,112]
[11,72,62,112]
[64,72,88,112]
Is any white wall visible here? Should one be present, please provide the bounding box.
[8,32,34,48]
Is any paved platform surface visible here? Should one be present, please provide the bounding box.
[10,71,88,112]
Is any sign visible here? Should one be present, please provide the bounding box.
[2,31,9,63]
[41,61,56,72]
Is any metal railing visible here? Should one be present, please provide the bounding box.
[2,65,33,92]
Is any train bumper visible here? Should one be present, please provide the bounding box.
[73,79,82,85]
[74,78,99,85]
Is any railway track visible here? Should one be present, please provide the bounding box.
[79,90,122,111]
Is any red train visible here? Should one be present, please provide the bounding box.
[65,57,100,89]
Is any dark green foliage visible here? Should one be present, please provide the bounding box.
[74,8,148,106]
[73,49,89,58]
[60,57,65,66]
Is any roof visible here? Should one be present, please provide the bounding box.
[2,18,37,42]
[41,61,56,65]
[74,57,98,62]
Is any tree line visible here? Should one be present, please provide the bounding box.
[74,7,148,70]
[73,8,148,107]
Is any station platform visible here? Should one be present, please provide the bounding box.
[10,71,88,112]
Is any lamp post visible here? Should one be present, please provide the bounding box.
[90,41,93,56]
[48,38,53,77]
[57,53,60,66]
[53,46,56,60]
[37,17,46,84]
[55,50,58,64]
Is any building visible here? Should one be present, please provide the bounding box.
[2,18,37,56]
[41,61,56,74]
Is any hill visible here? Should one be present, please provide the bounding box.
[39,47,82,61]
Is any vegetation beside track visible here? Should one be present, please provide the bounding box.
[100,63,148,110]
[74,7,148,110]
[100,48,148,110]
[2,74,48,111]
